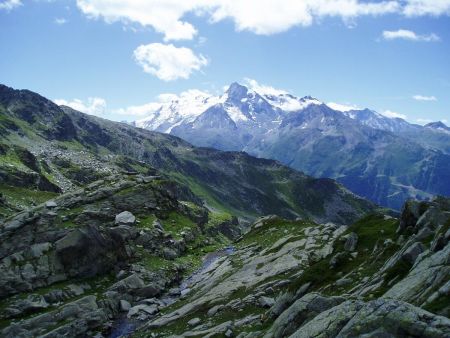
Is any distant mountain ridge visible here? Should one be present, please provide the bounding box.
[0,84,375,225]
[134,82,450,210]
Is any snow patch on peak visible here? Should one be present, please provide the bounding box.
[225,105,249,122]
[134,89,220,132]
[244,78,321,111]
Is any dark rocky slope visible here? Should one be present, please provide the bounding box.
[0,173,240,337]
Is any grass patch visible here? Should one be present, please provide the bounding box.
[136,214,157,229]
[0,184,58,217]
[161,211,197,239]
[237,218,311,249]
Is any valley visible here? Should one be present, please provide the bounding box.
[0,84,449,337]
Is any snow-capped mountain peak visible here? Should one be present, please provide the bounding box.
[135,89,221,132]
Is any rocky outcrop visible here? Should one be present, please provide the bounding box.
[0,174,228,337]
[1,295,110,338]
[136,197,450,337]
[55,225,128,278]
[264,293,345,338]
[289,298,450,338]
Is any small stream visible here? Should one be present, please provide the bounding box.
[109,246,235,338]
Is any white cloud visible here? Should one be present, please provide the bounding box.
[210,1,400,35]
[382,29,440,41]
[412,95,437,101]
[76,0,206,41]
[75,1,450,40]
[0,0,21,10]
[54,97,107,116]
[54,17,68,25]
[133,43,208,81]
[403,0,450,16]
[381,110,407,119]
[327,102,361,112]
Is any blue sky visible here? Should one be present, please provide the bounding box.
[0,0,449,124]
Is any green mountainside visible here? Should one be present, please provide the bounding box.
[0,84,374,225]
[0,84,449,337]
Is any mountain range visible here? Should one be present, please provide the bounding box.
[0,84,374,225]
[134,82,450,210]
[1,84,449,337]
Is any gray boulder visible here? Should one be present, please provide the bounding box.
[188,317,201,326]
[115,211,136,226]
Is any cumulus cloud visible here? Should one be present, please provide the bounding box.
[382,29,440,41]
[403,0,450,16]
[133,43,208,81]
[75,0,206,41]
[381,110,407,119]
[413,94,437,101]
[74,1,450,40]
[54,97,107,116]
[210,1,400,35]
[0,0,21,10]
